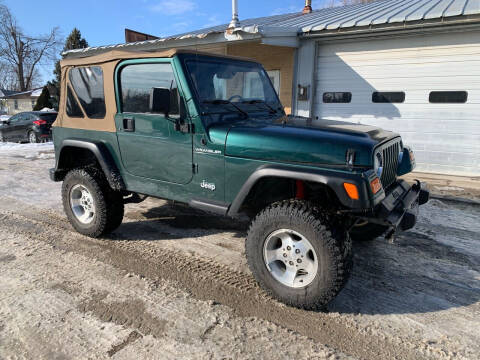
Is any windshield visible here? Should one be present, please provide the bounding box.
[185,59,283,126]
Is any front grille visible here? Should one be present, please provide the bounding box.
[379,140,401,189]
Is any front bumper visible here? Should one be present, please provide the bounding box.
[375,180,429,231]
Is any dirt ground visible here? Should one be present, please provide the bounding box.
[0,144,479,360]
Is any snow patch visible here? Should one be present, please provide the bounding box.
[0,142,54,160]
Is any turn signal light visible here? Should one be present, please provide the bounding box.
[343,183,359,200]
[370,177,382,194]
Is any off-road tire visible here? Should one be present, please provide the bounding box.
[62,168,124,238]
[246,200,352,310]
[349,223,388,242]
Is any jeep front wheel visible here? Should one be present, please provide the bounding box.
[62,168,124,238]
[245,200,352,310]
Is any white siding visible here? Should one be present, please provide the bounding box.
[314,31,480,176]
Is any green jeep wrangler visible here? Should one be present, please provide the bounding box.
[50,49,429,309]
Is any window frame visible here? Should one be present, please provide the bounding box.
[372,91,405,104]
[429,91,468,104]
[182,56,282,112]
[266,70,280,96]
[115,58,184,116]
[67,65,107,119]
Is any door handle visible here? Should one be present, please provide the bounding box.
[123,118,135,132]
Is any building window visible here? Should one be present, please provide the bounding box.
[429,91,468,103]
[323,92,352,103]
[14,100,18,109]
[119,63,179,115]
[372,91,405,103]
[69,66,106,118]
[267,70,280,96]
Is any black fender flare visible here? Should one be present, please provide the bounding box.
[227,165,375,217]
[51,139,126,191]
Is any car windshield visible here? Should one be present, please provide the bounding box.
[185,58,282,126]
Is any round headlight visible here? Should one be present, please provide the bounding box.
[374,152,383,178]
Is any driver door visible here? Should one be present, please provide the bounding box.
[115,60,193,184]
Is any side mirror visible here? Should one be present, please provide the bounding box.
[149,87,171,115]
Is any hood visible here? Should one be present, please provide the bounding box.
[209,116,399,167]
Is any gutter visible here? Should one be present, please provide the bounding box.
[300,14,480,42]
[63,25,300,59]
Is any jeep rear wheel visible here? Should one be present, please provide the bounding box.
[62,168,124,238]
[246,200,352,310]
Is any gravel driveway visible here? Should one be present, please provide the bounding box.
[0,143,479,359]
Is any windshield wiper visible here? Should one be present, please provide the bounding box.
[242,99,279,114]
[202,99,249,119]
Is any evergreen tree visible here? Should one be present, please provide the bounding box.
[33,86,53,110]
[51,28,88,101]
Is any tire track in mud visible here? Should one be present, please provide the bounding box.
[0,208,434,360]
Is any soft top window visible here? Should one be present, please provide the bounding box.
[69,66,106,118]
[119,63,179,115]
[66,86,83,118]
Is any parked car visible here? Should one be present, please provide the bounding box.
[50,50,429,310]
[0,111,57,143]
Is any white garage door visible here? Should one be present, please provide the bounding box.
[314,31,480,176]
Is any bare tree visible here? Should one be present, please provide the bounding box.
[0,61,16,90]
[0,3,61,91]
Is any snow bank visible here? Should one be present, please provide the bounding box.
[0,142,54,160]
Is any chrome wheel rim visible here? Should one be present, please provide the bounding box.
[263,229,318,288]
[29,132,36,143]
[70,184,95,225]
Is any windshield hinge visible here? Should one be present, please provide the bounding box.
[175,121,195,134]
[192,163,199,174]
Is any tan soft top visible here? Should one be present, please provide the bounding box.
[60,49,178,67]
[57,48,257,132]
[60,48,255,67]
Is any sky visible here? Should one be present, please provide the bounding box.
[3,0,331,83]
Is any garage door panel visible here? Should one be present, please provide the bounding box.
[414,150,479,170]
[317,63,480,81]
[317,52,480,67]
[318,32,480,56]
[316,88,480,104]
[316,105,480,123]
[314,32,480,175]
